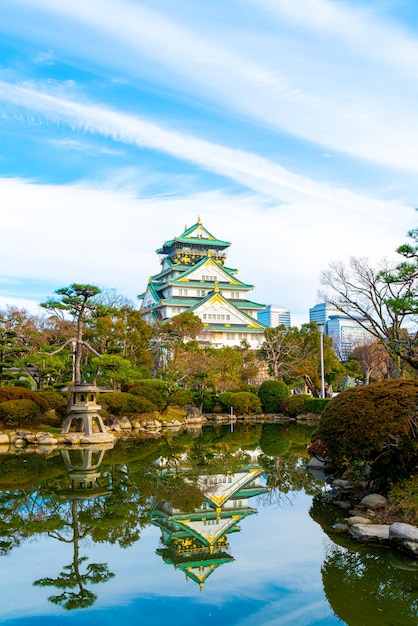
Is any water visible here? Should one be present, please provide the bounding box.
[0,423,417,626]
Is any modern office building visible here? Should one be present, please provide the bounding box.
[138,217,267,349]
[310,303,373,360]
[257,304,291,328]
[309,303,340,327]
[326,315,374,361]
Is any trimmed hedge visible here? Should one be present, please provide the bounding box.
[230,392,262,416]
[282,394,310,417]
[0,386,48,412]
[305,398,330,414]
[317,379,418,483]
[258,380,289,413]
[99,392,158,415]
[0,399,42,427]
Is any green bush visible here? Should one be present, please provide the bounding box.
[100,392,158,415]
[317,379,418,484]
[218,391,235,411]
[305,398,330,414]
[37,390,68,412]
[130,384,164,409]
[258,380,289,413]
[191,390,218,412]
[230,392,262,416]
[0,386,48,412]
[0,399,42,427]
[282,394,310,417]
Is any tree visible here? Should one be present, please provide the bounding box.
[319,225,418,372]
[351,339,392,384]
[41,284,103,384]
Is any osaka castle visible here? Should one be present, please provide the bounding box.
[138,218,267,349]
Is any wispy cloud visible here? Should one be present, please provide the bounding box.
[0,80,411,220]
[5,0,418,171]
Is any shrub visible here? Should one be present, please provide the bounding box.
[218,392,235,411]
[317,379,418,484]
[191,390,218,412]
[305,398,330,414]
[258,380,289,413]
[230,392,262,416]
[0,386,48,411]
[130,385,164,409]
[100,392,158,415]
[0,399,42,427]
[282,394,310,417]
[37,390,68,412]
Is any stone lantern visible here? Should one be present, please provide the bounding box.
[61,383,110,437]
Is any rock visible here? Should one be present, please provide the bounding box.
[332,479,353,489]
[144,418,162,430]
[14,438,26,447]
[389,522,418,557]
[346,516,372,526]
[80,433,115,444]
[350,524,390,543]
[0,433,10,445]
[332,523,349,532]
[359,494,387,510]
[63,434,82,445]
[118,416,132,430]
[37,435,59,445]
[24,434,37,444]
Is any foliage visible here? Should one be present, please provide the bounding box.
[305,397,330,414]
[37,390,68,412]
[258,380,289,412]
[281,394,310,417]
[99,392,158,416]
[129,384,164,409]
[386,474,418,525]
[230,391,262,415]
[317,379,418,484]
[218,391,235,411]
[41,284,103,384]
[0,399,42,427]
[191,389,217,412]
[320,222,418,372]
[0,386,49,411]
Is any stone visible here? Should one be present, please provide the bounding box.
[332,479,353,489]
[144,419,162,430]
[14,438,26,447]
[359,494,387,510]
[80,432,115,444]
[389,522,418,556]
[0,433,10,445]
[37,435,59,445]
[349,524,390,543]
[332,523,349,532]
[346,516,372,526]
[118,416,133,430]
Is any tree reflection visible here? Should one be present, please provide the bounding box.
[310,497,418,625]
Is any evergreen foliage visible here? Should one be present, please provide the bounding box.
[0,399,42,427]
[258,380,289,412]
[318,379,418,484]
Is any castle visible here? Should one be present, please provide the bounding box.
[138,218,267,349]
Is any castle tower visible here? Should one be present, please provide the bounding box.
[138,218,267,349]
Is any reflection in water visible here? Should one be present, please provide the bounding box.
[33,446,115,610]
[310,497,418,625]
[0,423,416,624]
[152,450,267,589]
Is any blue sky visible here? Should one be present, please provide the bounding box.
[0,0,417,326]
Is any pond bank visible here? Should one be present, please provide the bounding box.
[308,458,418,559]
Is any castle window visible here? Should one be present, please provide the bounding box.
[178,288,188,296]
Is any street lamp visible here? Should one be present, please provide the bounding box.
[318,323,325,399]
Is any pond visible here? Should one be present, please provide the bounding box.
[0,423,417,626]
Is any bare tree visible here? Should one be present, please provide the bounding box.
[319,256,417,372]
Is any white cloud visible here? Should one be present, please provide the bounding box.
[1,177,411,326]
[5,0,418,172]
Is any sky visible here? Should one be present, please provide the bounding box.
[0,0,417,327]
